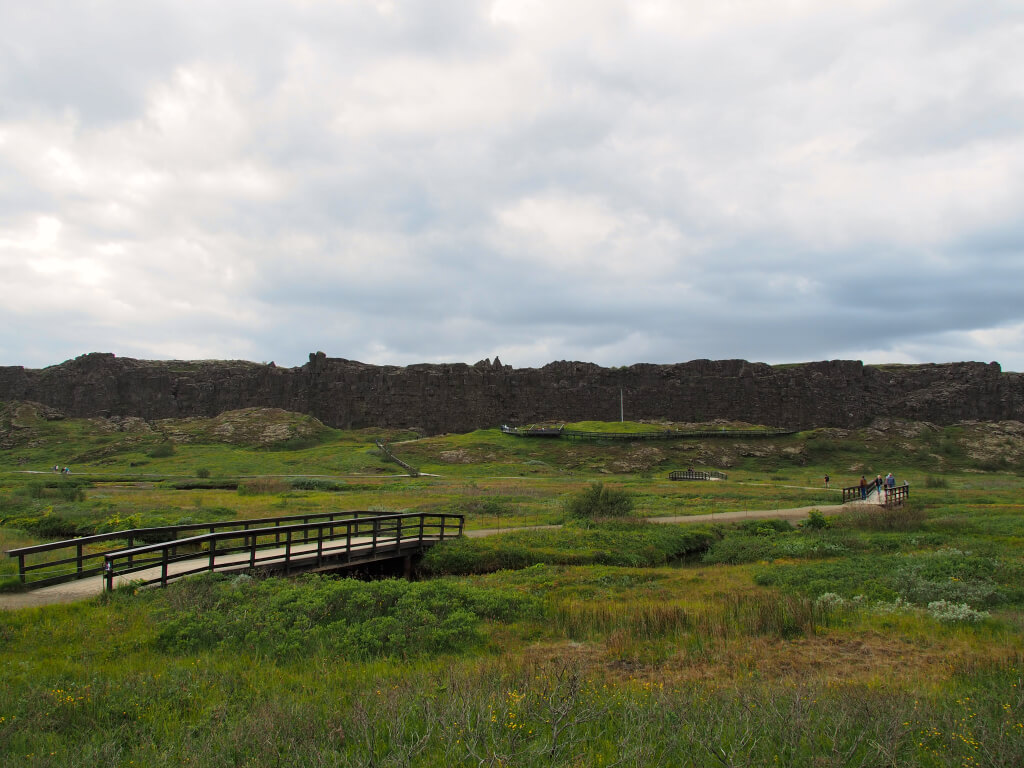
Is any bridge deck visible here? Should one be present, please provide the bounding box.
[7,512,464,594]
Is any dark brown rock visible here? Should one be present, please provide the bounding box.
[0,353,1021,434]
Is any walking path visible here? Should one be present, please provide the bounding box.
[0,502,872,611]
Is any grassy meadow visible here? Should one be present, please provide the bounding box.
[1,403,1023,766]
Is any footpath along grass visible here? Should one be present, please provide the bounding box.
[3,412,1024,764]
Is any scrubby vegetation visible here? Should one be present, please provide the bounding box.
[2,406,1024,766]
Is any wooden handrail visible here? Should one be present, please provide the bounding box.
[842,483,910,506]
[102,512,464,590]
[668,470,728,481]
[6,510,374,587]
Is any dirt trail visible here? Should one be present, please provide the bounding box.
[1,502,873,610]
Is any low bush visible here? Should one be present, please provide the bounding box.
[16,480,86,502]
[419,522,714,576]
[804,509,829,530]
[288,479,377,492]
[738,518,793,536]
[926,600,991,623]
[839,503,927,532]
[753,547,1024,608]
[147,442,176,458]
[12,513,93,539]
[153,573,541,659]
[169,479,239,490]
[563,482,634,519]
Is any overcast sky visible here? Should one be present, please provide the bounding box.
[2,0,1023,372]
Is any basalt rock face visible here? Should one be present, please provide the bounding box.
[0,353,1020,434]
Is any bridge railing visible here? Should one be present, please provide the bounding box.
[842,485,868,503]
[669,470,728,481]
[883,485,910,507]
[842,484,910,506]
[374,440,420,476]
[101,512,464,590]
[6,510,379,588]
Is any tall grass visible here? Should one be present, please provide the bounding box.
[237,477,290,495]
[552,593,822,643]
[839,503,928,531]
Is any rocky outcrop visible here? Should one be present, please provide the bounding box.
[0,353,1020,434]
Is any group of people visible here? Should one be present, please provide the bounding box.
[858,472,901,499]
[52,464,71,475]
[824,472,905,499]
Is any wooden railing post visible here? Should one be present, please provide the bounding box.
[76,543,83,577]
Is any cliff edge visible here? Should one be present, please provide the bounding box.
[0,353,1020,435]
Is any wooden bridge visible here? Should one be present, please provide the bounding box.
[669,469,729,481]
[841,483,910,507]
[6,511,464,592]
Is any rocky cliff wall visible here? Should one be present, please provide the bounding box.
[0,352,1020,434]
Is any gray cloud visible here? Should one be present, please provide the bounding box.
[2,0,1023,374]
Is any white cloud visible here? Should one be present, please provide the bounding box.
[1,0,1023,372]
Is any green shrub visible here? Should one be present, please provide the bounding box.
[55,482,85,502]
[419,522,714,576]
[147,442,176,458]
[195,467,211,479]
[924,475,949,488]
[563,482,634,519]
[753,547,1024,608]
[703,535,774,565]
[169,479,239,490]
[926,600,991,623]
[804,509,829,530]
[22,514,84,539]
[738,518,793,535]
[153,574,540,659]
[840,504,927,532]
[20,481,46,499]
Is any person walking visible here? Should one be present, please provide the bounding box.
[859,475,867,500]
[824,474,830,489]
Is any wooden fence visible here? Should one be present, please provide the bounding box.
[501,425,795,441]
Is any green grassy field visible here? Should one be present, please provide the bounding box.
[1,404,1023,766]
